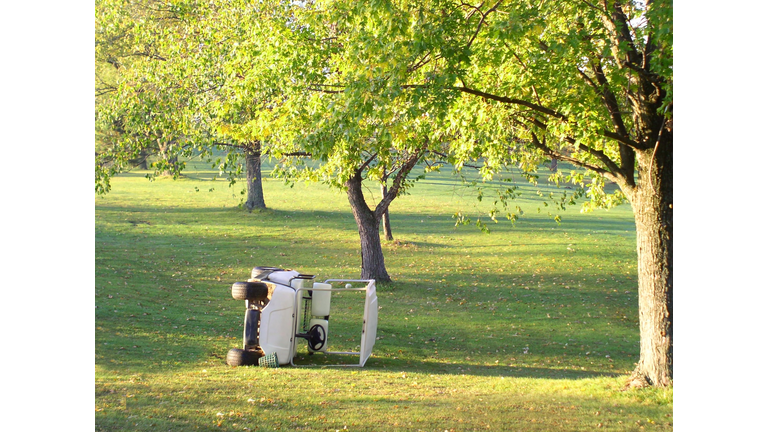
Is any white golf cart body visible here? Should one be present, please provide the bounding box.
[243,269,378,367]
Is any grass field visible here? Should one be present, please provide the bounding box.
[95,158,672,431]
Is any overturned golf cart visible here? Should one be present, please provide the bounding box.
[226,266,378,368]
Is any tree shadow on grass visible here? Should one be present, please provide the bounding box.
[96,199,635,237]
[364,357,623,380]
[287,352,621,380]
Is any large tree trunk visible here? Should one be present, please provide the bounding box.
[244,142,266,211]
[346,173,391,282]
[624,134,673,388]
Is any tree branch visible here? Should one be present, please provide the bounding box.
[213,141,248,150]
[96,74,118,97]
[407,51,434,73]
[600,129,642,150]
[356,152,379,177]
[601,1,642,69]
[574,140,623,177]
[576,57,638,176]
[531,133,618,179]
[465,0,503,51]
[128,51,167,61]
[454,86,568,120]
[307,87,344,94]
[374,145,425,219]
[590,60,631,137]
[577,68,599,91]
[526,119,624,179]
[459,1,485,20]
[578,0,607,14]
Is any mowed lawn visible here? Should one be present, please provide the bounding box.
[95,159,672,431]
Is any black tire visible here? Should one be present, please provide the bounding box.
[231,281,269,301]
[226,348,262,366]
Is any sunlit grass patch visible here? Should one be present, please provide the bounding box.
[96,159,670,431]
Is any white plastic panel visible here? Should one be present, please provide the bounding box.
[311,283,332,316]
[359,283,378,366]
[259,283,295,365]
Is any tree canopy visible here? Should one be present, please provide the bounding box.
[263,0,673,387]
[95,0,285,208]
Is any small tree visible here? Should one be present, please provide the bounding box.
[95,0,279,208]
[272,108,441,282]
[256,1,456,281]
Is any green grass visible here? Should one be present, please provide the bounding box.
[95,158,672,431]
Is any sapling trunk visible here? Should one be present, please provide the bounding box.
[346,173,391,282]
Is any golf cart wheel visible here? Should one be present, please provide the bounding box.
[226,348,262,366]
[231,281,269,301]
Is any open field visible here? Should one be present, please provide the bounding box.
[95,159,672,431]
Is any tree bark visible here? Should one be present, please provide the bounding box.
[381,183,394,241]
[134,148,149,170]
[245,142,266,211]
[158,141,178,177]
[548,158,558,172]
[346,172,391,282]
[624,133,673,388]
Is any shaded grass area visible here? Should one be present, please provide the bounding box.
[96,159,671,431]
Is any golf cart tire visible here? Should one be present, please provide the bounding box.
[226,348,261,366]
[231,281,269,301]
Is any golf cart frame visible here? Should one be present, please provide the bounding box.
[226,267,378,368]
